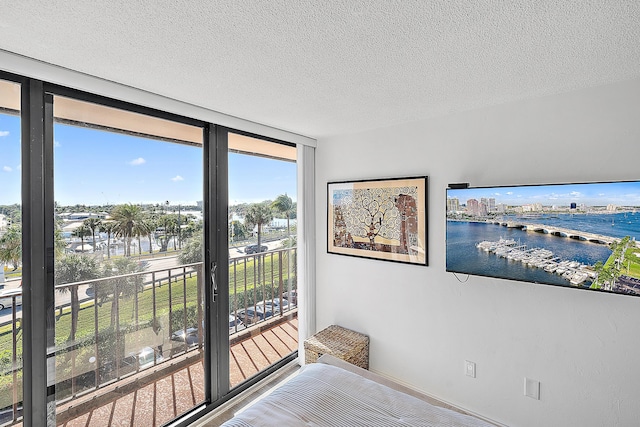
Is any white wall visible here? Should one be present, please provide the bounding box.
[315,78,640,427]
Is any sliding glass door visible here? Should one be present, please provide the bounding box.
[226,131,298,389]
[0,74,302,427]
[0,78,22,427]
[50,94,206,426]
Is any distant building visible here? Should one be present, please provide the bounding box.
[466,199,487,216]
[522,203,543,212]
[467,199,478,215]
[606,204,617,212]
[447,197,460,213]
[570,202,577,210]
[481,197,496,212]
[58,212,107,221]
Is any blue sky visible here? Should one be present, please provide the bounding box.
[0,113,296,206]
[448,182,640,207]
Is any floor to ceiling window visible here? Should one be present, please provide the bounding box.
[0,79,22,427]
[51,95,206,426]
[0,71,304,427]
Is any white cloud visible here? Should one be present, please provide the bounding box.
[171,175,184,182]
[0,131,9,137]
[2,166,12,172]
[54,140,61,147]
[506,191,513,195]
[129,157,146,166]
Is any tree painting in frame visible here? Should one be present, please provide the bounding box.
[327,176,428,265]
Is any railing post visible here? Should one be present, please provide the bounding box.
[270,252,275,304]
[168,270,173,337]
[278,252,284,316]
[115,282,120,379]
[182,266,188,354]
[152,271,157,357]
[94,283,99,389]
[71,285,77,397]
[232,260,237,331]
[12,296,18,422]
[196,264,203,350]
[244,257,250,322]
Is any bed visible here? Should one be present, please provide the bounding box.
[220,355,497,427]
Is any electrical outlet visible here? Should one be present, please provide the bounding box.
[524,378,540,400]
[465,360,476,378]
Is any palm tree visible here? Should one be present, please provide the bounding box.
[144,218,156,254]
[245,203,274,252]
[132,219,152,256]
[55,254,100,342]
[244,203,274,284]
[0,224,21,270]
[271,194,296,296]
[73,224,92,253]
[83,218,102,252]
[271,193,295,245]
[99,221,116,259]
[111,204,144,257]
[157,214,175,252]
[99,257,147,327]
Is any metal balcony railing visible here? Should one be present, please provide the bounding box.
[0,246,297,426]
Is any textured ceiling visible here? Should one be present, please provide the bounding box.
[1,1,639,139]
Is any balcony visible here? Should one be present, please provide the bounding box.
[0,247,298,426]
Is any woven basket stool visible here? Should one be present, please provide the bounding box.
[304,325,369,370]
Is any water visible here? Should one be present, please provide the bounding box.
[521,212,640,241]
[66,233,178,256]
[446,219,616,287]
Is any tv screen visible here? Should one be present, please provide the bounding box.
[446,180,640,297]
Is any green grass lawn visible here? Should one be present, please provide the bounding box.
[623,247,640,278]
[0,250,295,361]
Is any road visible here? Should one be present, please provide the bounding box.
[0,240,286,325]
[0,256,182,325]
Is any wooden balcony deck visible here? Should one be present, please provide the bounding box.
[53,317,298,427]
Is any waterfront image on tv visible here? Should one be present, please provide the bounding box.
[446,181,640,297]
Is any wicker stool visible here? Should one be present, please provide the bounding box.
[304,325,369,369]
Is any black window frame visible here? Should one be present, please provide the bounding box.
[0,69,298,427]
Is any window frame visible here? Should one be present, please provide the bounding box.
[0,69,300,427]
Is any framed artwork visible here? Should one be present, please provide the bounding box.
[327,176,428,266]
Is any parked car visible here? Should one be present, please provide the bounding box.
[244,244,268,254]
[170,327,200,348]
[259,298,290,313]
[0,288,22,311]
[119,346,164,374]
[235,305,273,325]
[136,346,164,370]
[229,314,246,333]
[283,290,297,305]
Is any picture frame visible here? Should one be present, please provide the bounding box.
[327,176,428,266]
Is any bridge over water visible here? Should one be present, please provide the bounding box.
[487,221,619,245]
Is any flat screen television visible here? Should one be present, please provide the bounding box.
[446,180,640,297]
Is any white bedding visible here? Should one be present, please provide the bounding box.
[220,362,494,427]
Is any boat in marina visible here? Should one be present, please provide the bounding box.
[476,238,593,286]
[570,271,589,285]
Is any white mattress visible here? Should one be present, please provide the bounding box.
[221,362,494,427]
